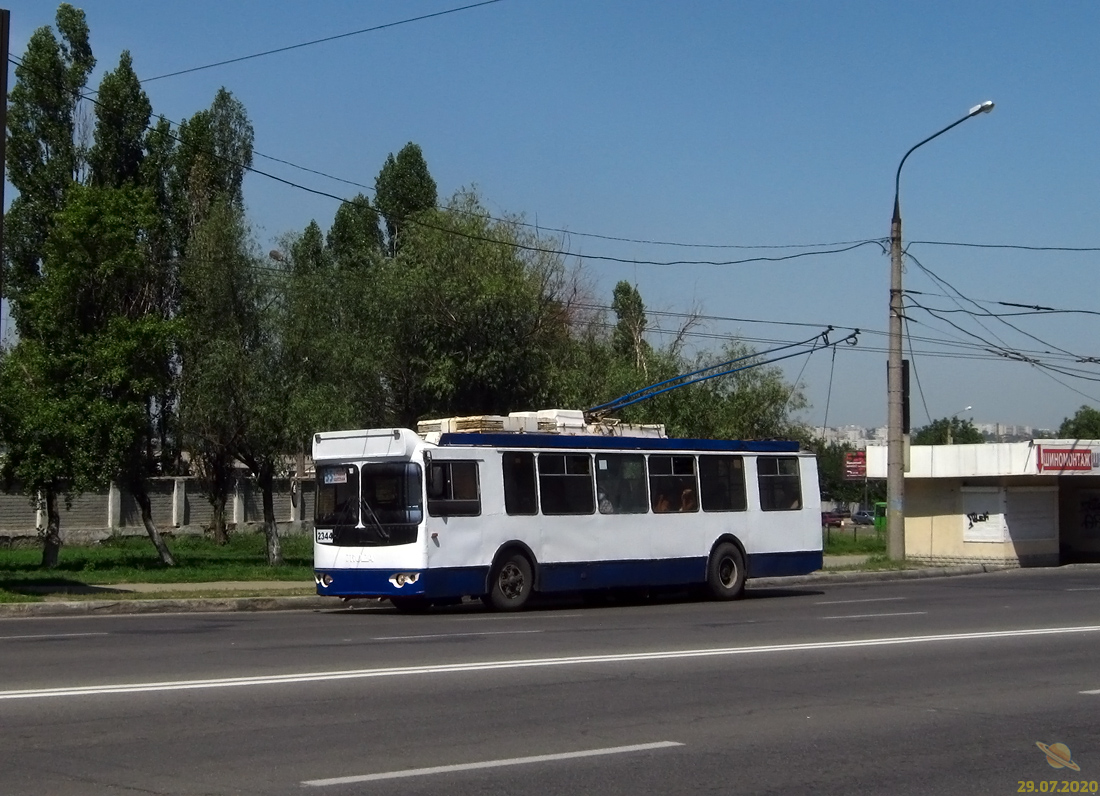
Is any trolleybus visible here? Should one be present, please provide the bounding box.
[312,421,822,611]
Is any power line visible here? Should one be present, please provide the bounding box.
[140,0,508,82]
[905,251,1097,363]
[910,240,1100,253]
[5,53,885,269]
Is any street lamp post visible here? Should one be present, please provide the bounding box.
[887,101,994,561]
[945,405,973,445]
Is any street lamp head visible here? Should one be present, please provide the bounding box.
[968,100,995,116]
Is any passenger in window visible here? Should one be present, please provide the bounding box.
[655,493,671,513]
[598,488,614,514]
[680,488,697,512]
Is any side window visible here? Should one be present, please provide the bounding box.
[538,453,595,515]
[502,452,537,516]
[699,455,747,512]
[594,454,649,514]
[427,460,481,516]
[757,456,803,511]
[648,455,698,513]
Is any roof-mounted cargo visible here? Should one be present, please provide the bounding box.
[416,409,666,443]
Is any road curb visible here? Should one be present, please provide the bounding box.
[0,595,386,618]
[0,564,1025,617]
[750,563,1014,590]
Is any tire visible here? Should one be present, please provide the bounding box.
[705,542,746,601]
[390,596,432,614]
[486,552,534,612]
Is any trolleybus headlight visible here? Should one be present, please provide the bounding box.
[388,572,420,588]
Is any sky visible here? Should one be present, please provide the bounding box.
[4,0,1100,432]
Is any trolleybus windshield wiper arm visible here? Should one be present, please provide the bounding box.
[359,495,390,540]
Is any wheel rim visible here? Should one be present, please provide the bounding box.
[718,555,738,588]
[498,562,526,600]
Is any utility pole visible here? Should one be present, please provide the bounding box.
[0,9,9,312]
[887,102,994,561]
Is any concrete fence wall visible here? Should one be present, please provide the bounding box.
[0,477,316,546]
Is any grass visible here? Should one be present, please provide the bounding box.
[823,527,887,555]
[0,534,314,602]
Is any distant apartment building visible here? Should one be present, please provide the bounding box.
[815,422,1052,448]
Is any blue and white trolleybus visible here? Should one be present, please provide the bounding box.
[312,415,822,611]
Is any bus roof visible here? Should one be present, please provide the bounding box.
[436,432,801,453]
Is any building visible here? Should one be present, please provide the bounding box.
[866,440,1100,567]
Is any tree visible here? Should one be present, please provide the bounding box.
[50,187,176,558]
[171,88,254,251]
[87,51,150,188]
[0,341,83,567]
[1058,406,1100,439]
[374,142,437,256]
[178,201,261,545]
[42,185,178,564]
[611,281,651,372]
[804,440,883,507]
[912,416,984,445]
[0,5,95,567]
[4,3,95,335]
[327,194,384,267]
[374,191,572,426]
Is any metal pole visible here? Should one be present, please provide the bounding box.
[0,9,10,310]
[886,101,994,562]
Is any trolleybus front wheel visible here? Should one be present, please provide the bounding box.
[706,542,746,600]
[484,553,534,611]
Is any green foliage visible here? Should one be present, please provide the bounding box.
[88,51,150,188]
[375,142,438,255]
[327,194,385,265]
[823,530,885,555]
[801,439,885,509]
[171,88,254,250]
[178,200,264,542]
[912,416,984,445]
[4,3,95,331]
[36,184,175,487]
[1058,406,1100,439]
[611,281,651,367]
[375,191,571,425]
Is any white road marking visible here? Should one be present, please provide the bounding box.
[372,630,544,641]
[1081,689,1100,694]
[822,612,928,620]
[0,632,108,641]
[2,625,1097,701]
[301,741,684,786]
[1066,587,1100,592]
[455,613,584,622]
[815,597,908,605]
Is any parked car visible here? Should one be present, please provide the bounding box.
[851,509,874,526]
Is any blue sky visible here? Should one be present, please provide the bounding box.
[5,0,1100,431]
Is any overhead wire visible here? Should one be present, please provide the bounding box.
[139,0,508,82]
[905,250,1087,361]
[9,51,887,270]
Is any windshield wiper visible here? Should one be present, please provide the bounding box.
[359,496,390,541]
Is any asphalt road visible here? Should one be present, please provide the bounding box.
[2,568,1100,795]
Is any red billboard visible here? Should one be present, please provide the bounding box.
[1037,446,1097,472]
[844,451,867,480]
